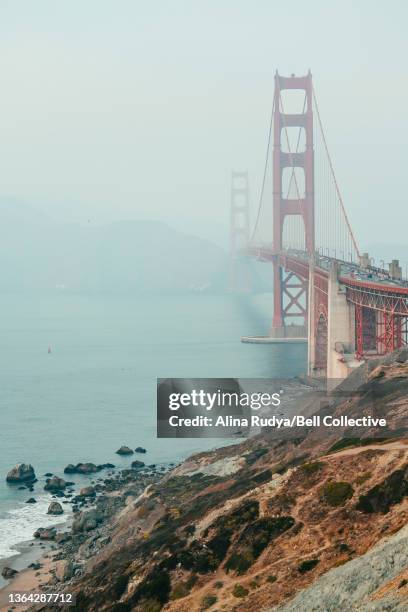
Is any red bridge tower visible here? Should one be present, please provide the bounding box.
[272,71,314,337]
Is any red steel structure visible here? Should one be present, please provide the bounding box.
[345,279,408,357]
[245,71,408,365]
[230,171,251,293]
[272,72,313,332]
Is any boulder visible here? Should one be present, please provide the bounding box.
[79,486,96,497]
[131,460,145,470]
[44,476,67,492]
[65,462,115,474]
[135,447,147,454]
[1,566,18,579]
[77,463,99,474]
[55,532,71,544]
[6,463,36,483]
[25,498,37,504]
[116,446,134,455]
[28,562,42,570]
[64,462,100,475]
[63,464,77,474]
[47,501,64,515]
[33,527,57,540]
[55,560,73,582]
[72,509,102,534]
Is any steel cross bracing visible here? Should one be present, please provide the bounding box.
[345,283,408,316]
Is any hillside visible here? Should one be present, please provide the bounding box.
[0,200,230,293]
[22,351,408,612]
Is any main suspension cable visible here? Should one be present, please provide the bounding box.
[312,84,360,260]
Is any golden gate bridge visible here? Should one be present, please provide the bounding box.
[230,71,408,380]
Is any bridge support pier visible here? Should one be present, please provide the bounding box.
[326,263,356,381]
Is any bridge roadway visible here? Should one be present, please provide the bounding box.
[248,247,408,308]
[245,247,408,381]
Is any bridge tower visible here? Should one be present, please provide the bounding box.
[272,72,314,337]
[229,171,251,292]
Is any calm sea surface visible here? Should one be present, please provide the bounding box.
[0,292,306,560]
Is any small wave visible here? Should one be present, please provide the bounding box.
[0,495,70,560]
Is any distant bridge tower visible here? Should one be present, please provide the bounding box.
[229,171,251,292]
[272,71,314,337]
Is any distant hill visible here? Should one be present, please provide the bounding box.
[0,200,231,293]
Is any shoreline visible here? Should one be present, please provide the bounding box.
[0,542,54,612]
[0,515,70,590]
[0,381,315,607]
[0,459,172,610]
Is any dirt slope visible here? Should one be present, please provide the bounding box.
[35,352,408,612]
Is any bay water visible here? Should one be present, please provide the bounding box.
[0,291,306,561]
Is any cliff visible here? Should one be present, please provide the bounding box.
[33,351,408,611]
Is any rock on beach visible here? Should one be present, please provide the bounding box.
[1,567,18,579]
[44,476,67,492]
[6,463,36,483]
[47,501,64,515]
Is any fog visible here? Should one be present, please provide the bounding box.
[0,1,407,266]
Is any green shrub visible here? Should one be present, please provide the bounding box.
[356,469,408,514]
[201,594,217,609]
[225,549,254,574]
[214,581,223,589]
[336,542,351,553]
[207,532,231,560]
[170,582,189,600]
[355,472,371,485]
[266,575,277,583]
[210,500,259,537]
[298,559,319,573]
[186,574,198,589]
[132,568,171,605]
[244,448,268,465]
[321,481,354,507]
[112,575,129,599]
[300,461,324,475]
[252,469,272,484]
[225,516,294,575]
[232,584,249,598]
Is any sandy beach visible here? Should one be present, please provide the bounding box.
[0,540,54,612]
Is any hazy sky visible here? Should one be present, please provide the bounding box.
[0,1,407,249]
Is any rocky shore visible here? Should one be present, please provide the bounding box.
[0,448,170,611]
[2,351,408,612]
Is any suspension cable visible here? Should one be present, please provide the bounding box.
[312,84,360,259]
[249,94,275,245]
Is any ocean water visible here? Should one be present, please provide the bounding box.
[0,291,306,561]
